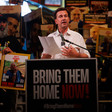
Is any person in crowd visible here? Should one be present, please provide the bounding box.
[28,21,43,59]
[0,14,26,54]
[101,37,112,55]
[7,14,19,37]
[41,8,90,59]
[0,14,26,112]
[0,14,8,39]
[86,30,97,45]
[7,14,19,36]
[6,62,24,86]
[69,8,83,35]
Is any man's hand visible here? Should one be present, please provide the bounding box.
[41,53,52,59]
[61,45,80,58]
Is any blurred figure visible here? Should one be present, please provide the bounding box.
[0,14,8,38]
[69,8,83,35]
[7,14,19,37]
[86,30,97,45]
[101,37,112,55]
[28,22,43,59]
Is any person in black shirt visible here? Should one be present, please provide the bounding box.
[0,14,25,54]
[0,14,26,112]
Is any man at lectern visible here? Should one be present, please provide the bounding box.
[41,8,90,59]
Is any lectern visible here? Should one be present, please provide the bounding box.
[26,58,98,112]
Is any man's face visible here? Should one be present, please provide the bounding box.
[7,17,19,36]
[31,23,40,43]
[0,20,7,31]
[72,10,81,22]
[10,63,16,71]
[0,20,8,38]
[55,10,70,30]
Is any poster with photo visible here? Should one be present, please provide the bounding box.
[96,28,112,57]
[83,24,108,57]
[0,53,30,90]
[90,1,109,14]
[67,6,89,35]
[0,5,21,38]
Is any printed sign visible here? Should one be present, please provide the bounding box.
[26,58,98,112]
[84,14,107,24]
[0,53,30,90]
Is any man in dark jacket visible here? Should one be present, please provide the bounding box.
[0,14,24,54]
[0,14,25,112]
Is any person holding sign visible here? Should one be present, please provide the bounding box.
[0,14,26,112]
[41,8,90,59]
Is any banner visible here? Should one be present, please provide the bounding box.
[84,14,107,24]
[26,58,98,112]
[65,0,87,6]
[90,1,109,14]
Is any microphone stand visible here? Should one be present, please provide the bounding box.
[63,38,105,58]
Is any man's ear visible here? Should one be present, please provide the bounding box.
[69,18,70,22]
[55,19,57,25]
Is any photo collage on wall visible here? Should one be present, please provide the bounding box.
[65,0,111,57]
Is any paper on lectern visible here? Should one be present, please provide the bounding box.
[38,36,61,55]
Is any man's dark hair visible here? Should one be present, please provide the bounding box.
[7,13,20,22]
[53,7,70,19]
[0,14,7,23]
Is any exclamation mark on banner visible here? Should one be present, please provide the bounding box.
[86,84,89,99]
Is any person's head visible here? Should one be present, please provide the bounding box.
[54,8,70,31]
[90,26,99,41]
[30,22,40,43]
[0,14,8,38]
[7,14,19,36]
[10,63,17,71]
[71,8,81,22]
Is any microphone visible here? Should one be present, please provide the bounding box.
[60,33,65,46]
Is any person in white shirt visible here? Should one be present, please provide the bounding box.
[41,8,90,59]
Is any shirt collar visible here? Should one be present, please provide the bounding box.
[55,28,71,36]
